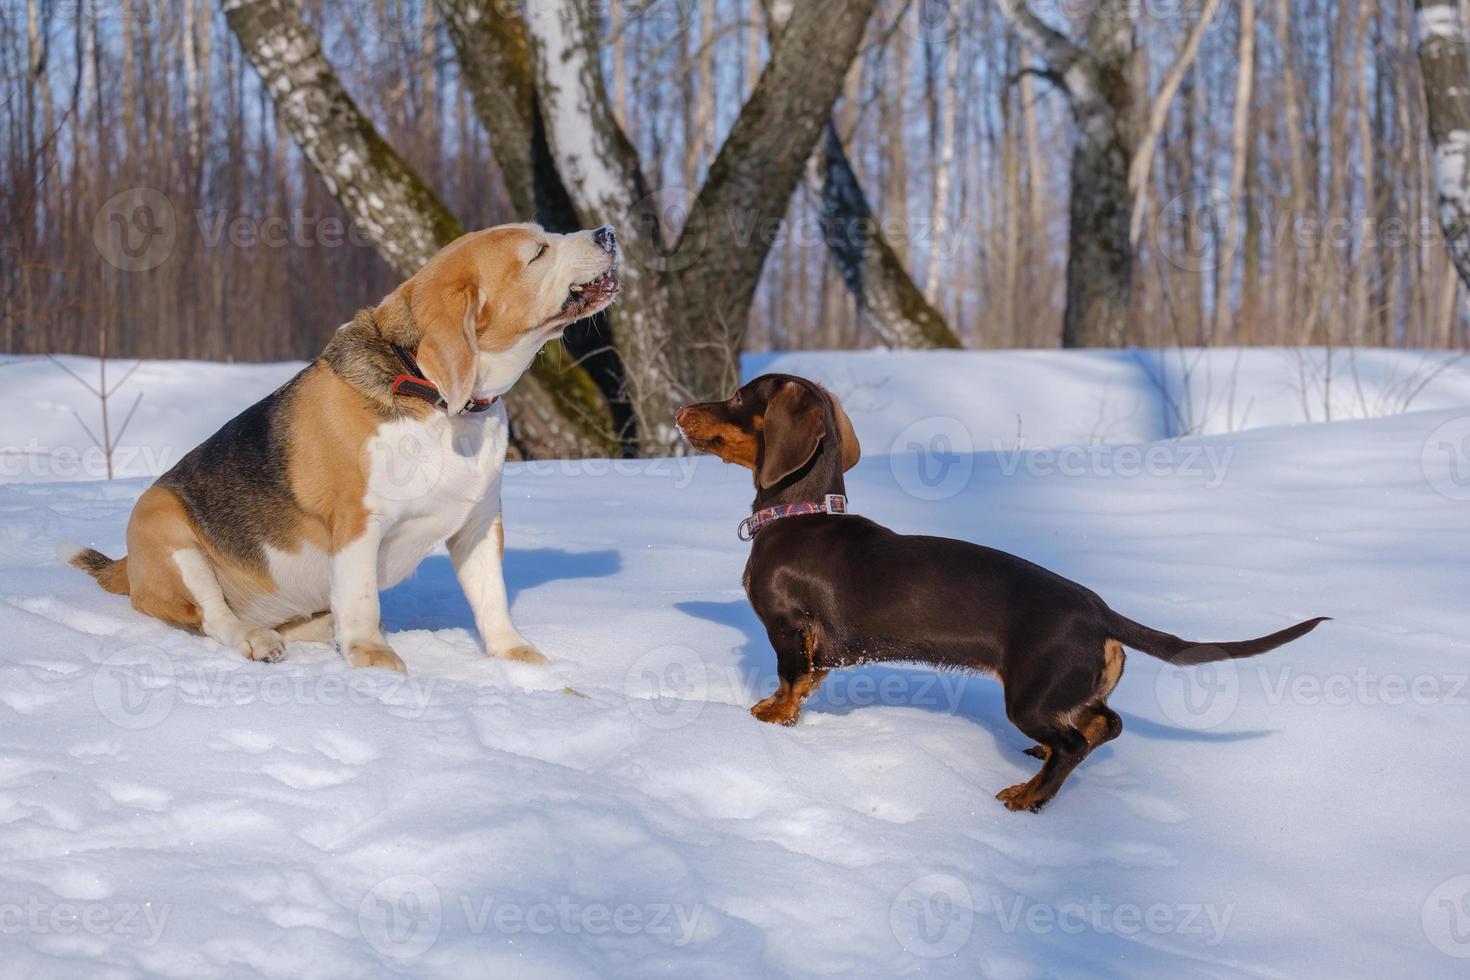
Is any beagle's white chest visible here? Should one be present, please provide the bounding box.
[363,405,511,588]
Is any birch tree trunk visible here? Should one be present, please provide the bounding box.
[1415,0,1470,290]
[926,28,959,302]
[220,0,616,458]
[524,0,685,450]
[436,0,631,442]
[998,0,1136,348]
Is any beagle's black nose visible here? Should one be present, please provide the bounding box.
[593,225,617,253]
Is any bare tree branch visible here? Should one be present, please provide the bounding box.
[1127,0,1226,247]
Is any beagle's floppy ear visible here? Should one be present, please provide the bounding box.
[412,277,482,413]
[821,386,861,472]
[757,381,824,489]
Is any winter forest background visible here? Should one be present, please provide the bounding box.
[6,0,1470,455]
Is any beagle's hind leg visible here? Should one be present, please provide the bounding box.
[277,610,334,644]
[173,548,285,663]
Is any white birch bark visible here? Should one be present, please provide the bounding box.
[1415,0,1470,290]
[222,0,616,458]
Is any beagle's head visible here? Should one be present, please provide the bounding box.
[676,374,860,489]
[389,223,620,410]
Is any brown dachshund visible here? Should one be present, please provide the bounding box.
[676,374,1326,813]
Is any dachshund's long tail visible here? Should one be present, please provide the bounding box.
[1104,610,1328,664]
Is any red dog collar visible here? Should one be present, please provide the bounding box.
[389,344,498,414]
[738,493,848,541]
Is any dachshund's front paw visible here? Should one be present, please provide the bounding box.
[751,694,801,726]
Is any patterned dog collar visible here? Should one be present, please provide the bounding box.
[738,493,848,541]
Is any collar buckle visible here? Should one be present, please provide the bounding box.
[738,493,850,541]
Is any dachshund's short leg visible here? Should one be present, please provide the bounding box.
[996,661,1095,812]
[996,712,1087,813]
[751,627,828,726]
[1076,702,1123,752]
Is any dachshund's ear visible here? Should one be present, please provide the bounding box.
[757,381,824,489]
[822,386,861,472]
[413,278,482,413]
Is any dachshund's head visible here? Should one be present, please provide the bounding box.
[676,374,860,489]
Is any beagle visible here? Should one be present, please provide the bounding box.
[70,223,620,672]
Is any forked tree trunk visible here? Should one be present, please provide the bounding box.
[999,0,1136,348]
[525,0,879,449]
[221,0,616,458]
[669,0,880,387]
[1415,0,1470,290]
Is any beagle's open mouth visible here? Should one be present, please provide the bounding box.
[560,268,621,319]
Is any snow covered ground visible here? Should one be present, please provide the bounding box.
[1,348,1468,977]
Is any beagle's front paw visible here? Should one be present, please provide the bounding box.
[494,643,549,666]
[240,628,286,664]
[345,640,407,673]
